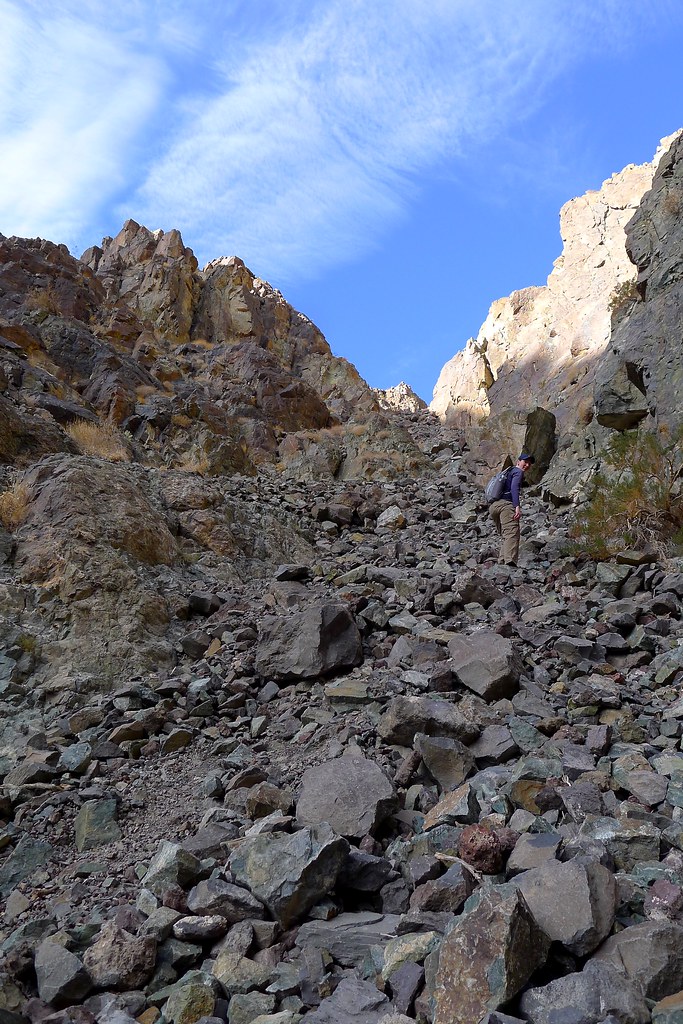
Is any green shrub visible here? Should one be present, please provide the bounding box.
[569,427,683,560]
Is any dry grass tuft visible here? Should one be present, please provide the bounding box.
[67,419,130,462]
[25,284,62,315]
[0,481,31,530]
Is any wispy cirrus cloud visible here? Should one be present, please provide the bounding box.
[1,0,681,277]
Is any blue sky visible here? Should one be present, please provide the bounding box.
[1,2,683,401]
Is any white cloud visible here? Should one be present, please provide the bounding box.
[0,1,166,249]
[129,0,675,280]
[1,0,681,276]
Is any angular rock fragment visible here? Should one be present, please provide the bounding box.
[255,602,362,680]
[514,857,616,955]
[82,920,157,990]
[378,695,478,747]
[229,823,349,928]
[447,631,523,701]
[592,920,683,1000]
[34,939,92,1007]
[519,960,649,1024]
[296,752,396,838]
[431,885,550,1024]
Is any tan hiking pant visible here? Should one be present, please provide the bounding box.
[489,499,520,565]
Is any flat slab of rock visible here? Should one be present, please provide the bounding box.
[229,823,349,928]
[296,911,401,968]
[255,602,362,680]
[447,631,523,701]
[296,752,396,838]
[432,885,550,1024]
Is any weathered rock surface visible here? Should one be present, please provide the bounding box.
[296,752,396,838]
[431,886,550,1024]
[430,130,683,500]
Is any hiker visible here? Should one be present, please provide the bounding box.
[489,453,535,566]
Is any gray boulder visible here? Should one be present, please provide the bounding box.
[296,912,401,969]
[514,857,616,956]
[186,878,266,922]
[255,602,362,680]
[141,840,203,896]
[447,631,523,701]
[304,976,390,1023]
[592,920,683,1000]
[296,752,396,838]
[377,695,478,747]
[34,939,92,1007]
[519,960,650,1024]
[414,733,475,792]
[229,823,349,928]
[431,885,550,1024]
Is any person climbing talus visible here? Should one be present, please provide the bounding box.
[489,453,535,566]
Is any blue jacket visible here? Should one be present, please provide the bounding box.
[501,466,523,507]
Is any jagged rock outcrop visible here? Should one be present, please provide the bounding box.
[430,132,681,495]
[1,221,428,481]
[374,382,428,414]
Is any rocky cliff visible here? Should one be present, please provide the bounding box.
[431,132,682,497]
[1,221,427,482]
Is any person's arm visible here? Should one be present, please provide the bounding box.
[510,468,522,518]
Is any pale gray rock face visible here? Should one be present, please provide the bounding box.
[255,602,363,680]
[429,131,681,495]
[296,752,396,838]
[373,382,427,414]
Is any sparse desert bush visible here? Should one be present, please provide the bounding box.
[663,189,682,217]
[67,419,130,462]
[608,277,639,315]
[569,427,683,559]
[178,446,209,475]
[25,284,62,315]
[0,480,30,530]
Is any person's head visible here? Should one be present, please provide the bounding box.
[517,453,535,472]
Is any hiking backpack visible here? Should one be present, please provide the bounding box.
[484,466,513,503]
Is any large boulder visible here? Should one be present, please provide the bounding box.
[514,857,616,956]
[591,921,683,1001]
[519,960,650,1024]
[229,823,349,928]
[431,886,550,1024]
[82,921,156,990]
[34,940,92,1007]
[255,602,363,680]
[296,752,396,838]
[377,696,478,747]
[447,632,523,702]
